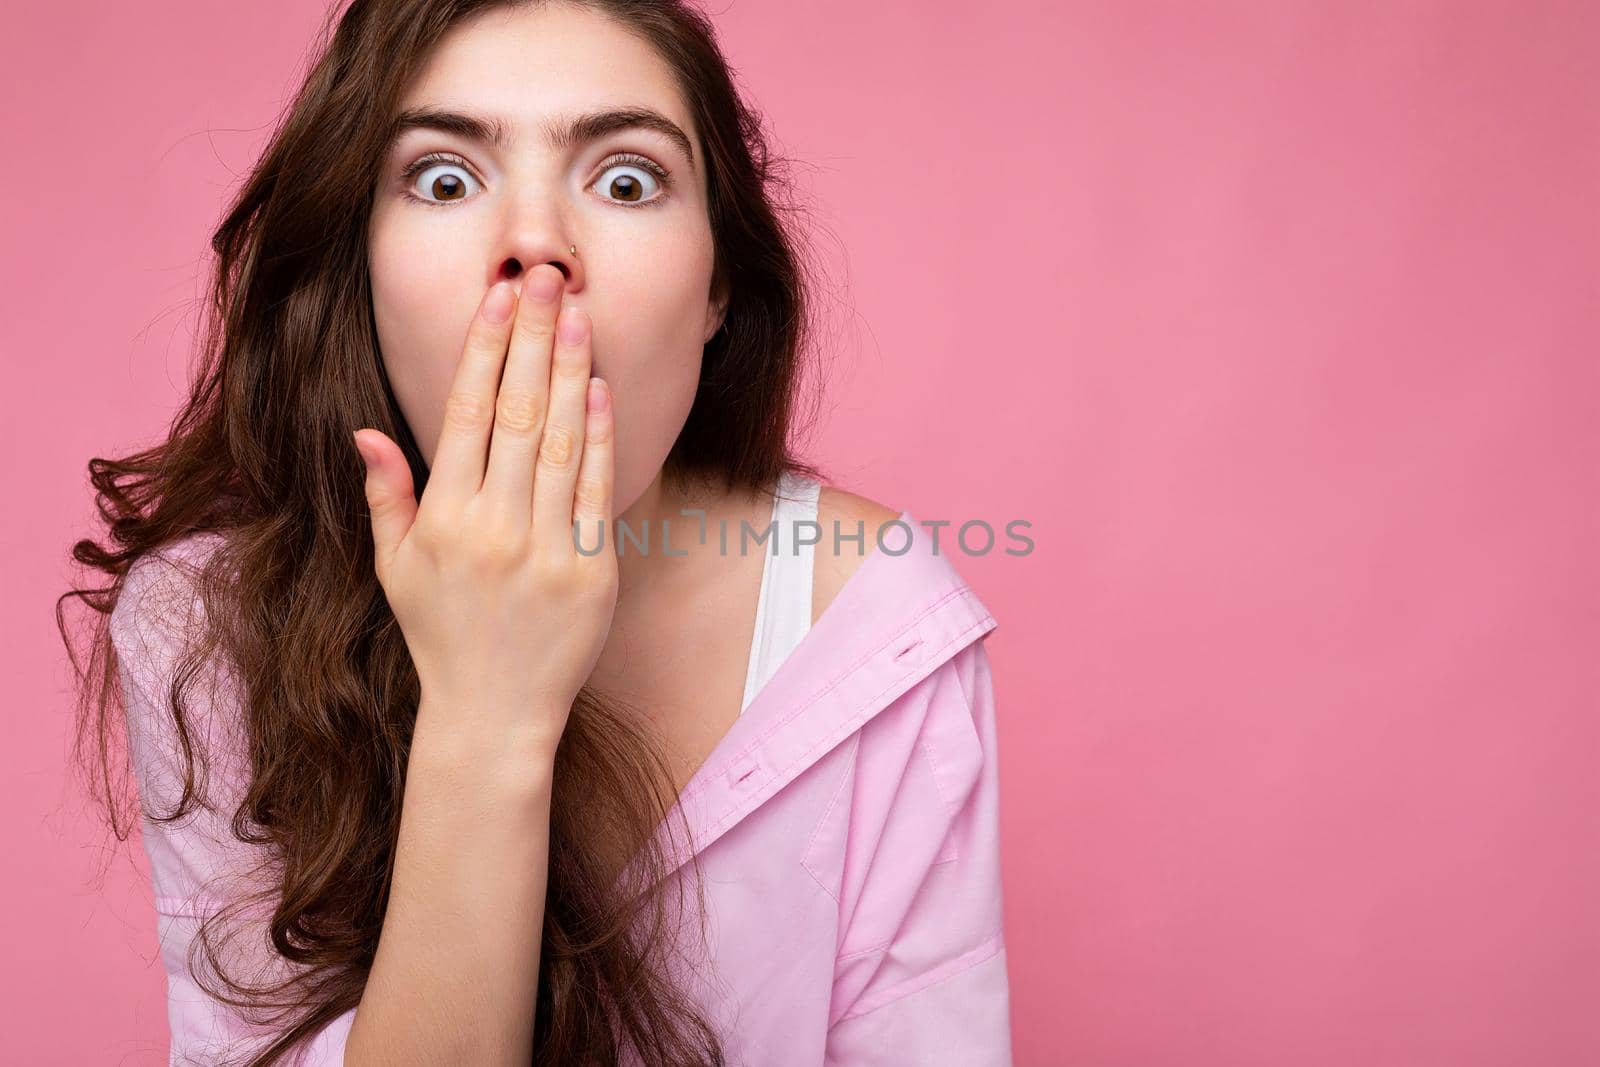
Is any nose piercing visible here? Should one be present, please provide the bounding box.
[569,244,578,257]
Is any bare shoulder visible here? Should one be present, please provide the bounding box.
[810,484,902,625]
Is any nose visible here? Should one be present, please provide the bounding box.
[497,246,581,293]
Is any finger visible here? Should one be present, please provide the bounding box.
[532,303,592,551]
[481,265,564,524]
[353,429,417,581]
[571,378,614,557]
[422,280,518,518]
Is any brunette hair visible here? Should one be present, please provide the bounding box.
[56,1,830,1062]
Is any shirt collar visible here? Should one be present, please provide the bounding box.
[630,508,1000,886]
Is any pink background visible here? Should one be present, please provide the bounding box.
[5,1,1597,1063]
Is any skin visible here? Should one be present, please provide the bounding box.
[362,0,898,782]
[367,1,725,599]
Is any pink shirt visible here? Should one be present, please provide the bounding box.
[113,509,1013,1064]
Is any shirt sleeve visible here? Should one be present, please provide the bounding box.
[823,636,1015,1066]
[111,546,356,1066]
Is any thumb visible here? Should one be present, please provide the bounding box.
[352,430,417,576]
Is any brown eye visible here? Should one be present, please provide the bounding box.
[593,160,666,206]
[407,159,481,204]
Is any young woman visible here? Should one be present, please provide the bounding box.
[64,1,1012,1063]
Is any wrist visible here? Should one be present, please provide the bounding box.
[411,700,565,783]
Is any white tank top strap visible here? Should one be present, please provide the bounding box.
[739,470,823,715]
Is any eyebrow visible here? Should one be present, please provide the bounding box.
[385,105,697,174]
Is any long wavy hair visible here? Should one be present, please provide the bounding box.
[55,1,832,1062]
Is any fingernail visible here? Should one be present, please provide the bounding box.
[526,269,562,304]
[586,377,609,414]
[484,282,515,323]
[558,304,589,345]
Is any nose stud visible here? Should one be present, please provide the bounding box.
[569,244,578,257]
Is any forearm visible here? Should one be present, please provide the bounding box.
[344,705,560,1065]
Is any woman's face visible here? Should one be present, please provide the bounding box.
[367,1,725,516]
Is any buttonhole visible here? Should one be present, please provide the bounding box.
[893,638,923,661]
